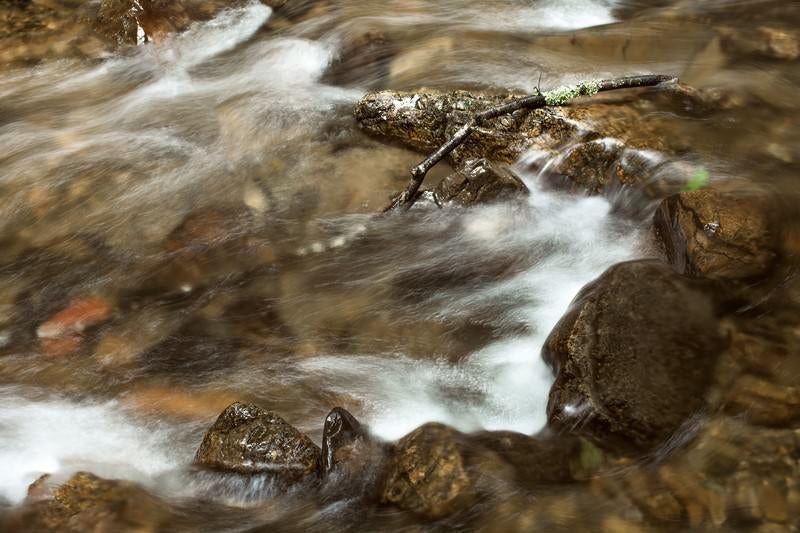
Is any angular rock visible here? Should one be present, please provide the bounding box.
[431,159,529,207]
[543,260,726,454]
[654,185,778,281]
[194,401,320,481]
[320,407,368,477]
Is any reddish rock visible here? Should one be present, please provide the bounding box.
[37,296,112,339]
[40,335,83,357]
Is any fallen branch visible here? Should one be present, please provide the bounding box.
[384,74,677,212]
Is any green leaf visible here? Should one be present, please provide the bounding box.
[683,168,710,192]
[578,439,605,473]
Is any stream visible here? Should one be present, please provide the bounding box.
[0,0,799,531]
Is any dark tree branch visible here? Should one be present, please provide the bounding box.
[384,74,677,212]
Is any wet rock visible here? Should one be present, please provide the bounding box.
[543,259,725,454]
[431,158,529,207]
[320,407,368,476]
[15,472,172,532]
[323,31,395,88]
[549,139,624,194]
[195,401,320,482]
[36,295,113,356]
[94,0,193,45]
[381,423,474,519]
[354,90,578,164]
[25,474,54,503]
[123,385,237,420]
[36,296,112,340]
[355,88,685,202]
[162,207,252,253]
[381,424,586,519]
[318,407,389,501]
[260,0,319,17]
[724,375,800,427]
[719,25,800,61]
[654,184,779,281]
[471,430,591,485]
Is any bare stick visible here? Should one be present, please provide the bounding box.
[384,74,677,211]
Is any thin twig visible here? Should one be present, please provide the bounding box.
[384,74,677,212]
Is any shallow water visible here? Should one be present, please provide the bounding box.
[0,0,799,529]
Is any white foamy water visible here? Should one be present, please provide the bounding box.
[0,388,192,504]
[299,170,642,441]
[0,0,645,507]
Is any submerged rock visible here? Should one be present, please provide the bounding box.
[543,260,726,454]
[94,0,193,45]
[36,295,113,356]
[471,430,593,485]
[654,184,778,281]
[323,31,395,88]
[719,25,800,61]
[195,401,320,481]
[12,472,172,532]
[431,158,529,207]
[380,424,586,519]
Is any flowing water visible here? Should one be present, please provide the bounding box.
[0,0,799,530]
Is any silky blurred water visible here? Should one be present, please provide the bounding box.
[0,0,798,522]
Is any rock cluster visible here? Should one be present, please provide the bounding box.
[352,62,795,530]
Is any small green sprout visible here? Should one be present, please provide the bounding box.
[543,80,602,106]
[683,167,710,192]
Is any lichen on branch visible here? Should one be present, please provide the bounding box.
[543,80,602,106]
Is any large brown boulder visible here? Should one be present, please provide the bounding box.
[194,401,320,482]
[543,260,726,454]
[654,184,779,281]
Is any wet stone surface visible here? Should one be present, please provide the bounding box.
[431,158,529,207]
[654,182,779,281]
[543,259,726,454]
[195,402,321,481]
